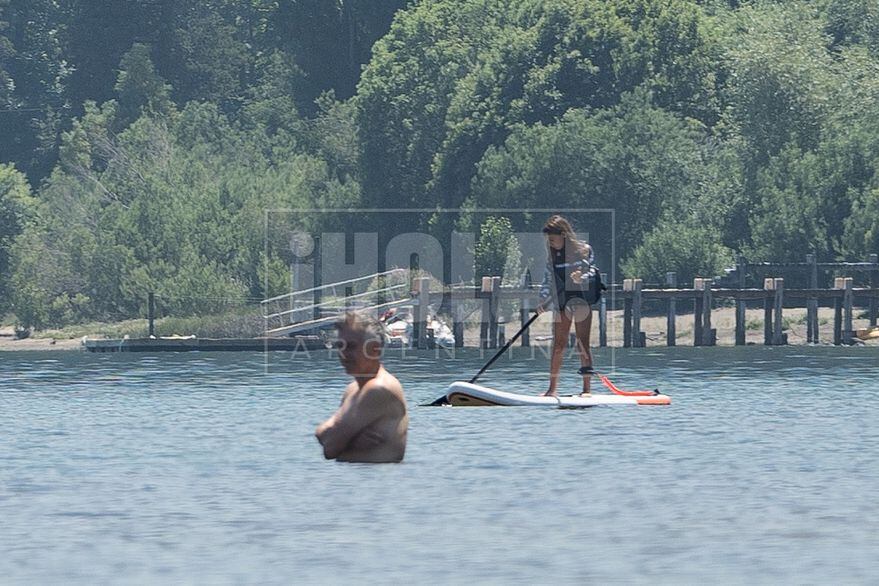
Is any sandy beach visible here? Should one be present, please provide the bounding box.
[2,306,875,352]
[0,326,83,351]
[495,306,875,347]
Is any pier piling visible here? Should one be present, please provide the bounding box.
[842,277,854,345]
[666,272,677,346]
[632,279,644,348]
[772,278,785,346]
[623,279,633,348]
[833,277,844,345]
[489,276,501,349]
[413,277,430,349]
[694,278,704,347]
[870,254,878,328]
[807,254,818,343]
[735,256,747,345]
[763,278,774,345]
[148,292,156,338]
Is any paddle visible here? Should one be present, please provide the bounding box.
[424,311,542,406]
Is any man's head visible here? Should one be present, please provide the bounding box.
[333,311,386,376]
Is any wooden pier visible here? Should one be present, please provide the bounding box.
[128,253,878,351]
[394,275,874,349]
[405,249,879,349]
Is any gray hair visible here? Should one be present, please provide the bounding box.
[334,311,386,347]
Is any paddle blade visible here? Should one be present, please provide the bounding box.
[422,394,450,406]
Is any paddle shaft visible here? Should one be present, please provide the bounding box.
[425,311,541,406]
[469,311,541,384]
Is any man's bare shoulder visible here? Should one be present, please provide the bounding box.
[339,381,358,404]
[361,371,406,410]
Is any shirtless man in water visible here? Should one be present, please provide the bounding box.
[315,312,408,463]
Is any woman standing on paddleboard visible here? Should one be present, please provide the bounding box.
[536,215,605,396]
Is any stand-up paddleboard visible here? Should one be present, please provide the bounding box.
[446,381,671,407]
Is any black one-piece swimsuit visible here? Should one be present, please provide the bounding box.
[551,247,590,310]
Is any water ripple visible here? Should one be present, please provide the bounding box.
[0,346,877,583]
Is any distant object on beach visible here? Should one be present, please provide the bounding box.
[856,326,879,341]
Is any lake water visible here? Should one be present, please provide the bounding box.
[0,346,877,584]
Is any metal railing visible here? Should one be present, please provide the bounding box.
[262,268,410,336]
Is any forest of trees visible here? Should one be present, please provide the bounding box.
[2,0,879,329]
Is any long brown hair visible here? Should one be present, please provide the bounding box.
[542,214,589,260]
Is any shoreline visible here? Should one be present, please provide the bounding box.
[1,306,876,352]
[0,327,83,351]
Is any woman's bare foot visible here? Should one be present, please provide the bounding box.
[542,390,558,397]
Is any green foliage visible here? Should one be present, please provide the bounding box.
[5,0,879,328]
[114,44,174,126]
[273,0,408,111]
[359,0,720,230]
[842,187,879,257]
[0,0,402,183]
[721,2,833,162]
[0,1,12,108]
[9,96,359,327]
[161,3,250,106]
[240,51,302,140]
[474,216,521,285]
[1,0,70,181]
[621,216,734,285]
[0,163,35,314]
[472,91,718,262]
[357,0,497,218]
[825,0,879,51]
[9,228,65,329]
[747,146,829,261]
[299,93,361,181]
[712,1,879,253]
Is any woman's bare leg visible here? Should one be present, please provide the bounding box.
[544,309,572,396]
[572,303,593,394]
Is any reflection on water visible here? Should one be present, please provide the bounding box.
[0,347,877,583]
